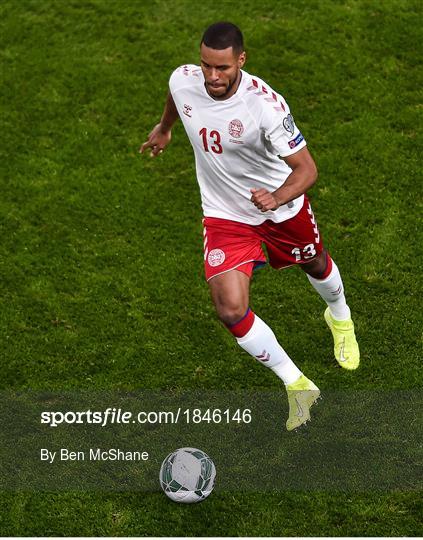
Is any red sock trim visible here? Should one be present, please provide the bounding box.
[226,308,255,338]
[320,253,333,279]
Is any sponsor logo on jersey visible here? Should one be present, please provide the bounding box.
[228,119,244,138]
[288,132,304,149]
[208,249,226,267]
[183,104,192,117]
[283,114,295,135]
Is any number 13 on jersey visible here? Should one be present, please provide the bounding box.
[199,128,223,154]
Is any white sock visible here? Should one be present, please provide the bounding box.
[236,314,302,385]
[307,259,351,320]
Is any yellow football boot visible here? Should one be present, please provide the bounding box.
[285,375,321,431]
[324,307,360,370]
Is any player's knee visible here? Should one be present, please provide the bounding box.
[301,250,328,279]
[214,302,248,326]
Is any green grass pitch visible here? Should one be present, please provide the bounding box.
[0,0,422,536]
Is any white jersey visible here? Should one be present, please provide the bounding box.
[169,64,307,225]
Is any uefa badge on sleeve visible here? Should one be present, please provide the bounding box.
[283,113,295,135]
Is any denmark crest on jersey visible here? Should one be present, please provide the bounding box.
[228,119,244,138]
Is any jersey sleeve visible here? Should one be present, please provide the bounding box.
[261,94,307,158]
[169,64,202,96]
[169,66,184,95]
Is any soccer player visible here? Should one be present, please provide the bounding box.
[140,22,359,430]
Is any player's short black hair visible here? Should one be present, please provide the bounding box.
[201,22,244,54]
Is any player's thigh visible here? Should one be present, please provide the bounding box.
[208,269,250,323]
[203,217,266,282]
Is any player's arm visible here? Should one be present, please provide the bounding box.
[250,147,317,212]
[139,91,179,157]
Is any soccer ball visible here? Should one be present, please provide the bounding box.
[159,447,216,503]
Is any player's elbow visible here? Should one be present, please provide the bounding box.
[306,161,318,188]
[300,151,318,187]
[312,163,318,184]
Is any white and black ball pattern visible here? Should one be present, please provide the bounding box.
[159,447,216,503]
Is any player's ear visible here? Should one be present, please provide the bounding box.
[238,51,246,68]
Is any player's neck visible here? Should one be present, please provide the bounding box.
[207,71,243,101]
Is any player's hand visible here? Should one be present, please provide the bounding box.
[139,124,171,157]
[250,188,280,212]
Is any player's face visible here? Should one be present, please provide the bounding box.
[200,44,246,99]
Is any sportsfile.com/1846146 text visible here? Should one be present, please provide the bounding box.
[40,408,252,428]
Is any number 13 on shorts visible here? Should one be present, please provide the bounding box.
[291,244,316,261]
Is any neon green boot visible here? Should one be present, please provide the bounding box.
[324,308,360,370]
[286,375,321,431]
